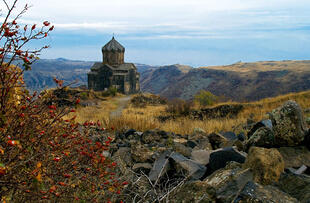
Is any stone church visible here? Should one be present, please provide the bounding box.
[88,37,140,94]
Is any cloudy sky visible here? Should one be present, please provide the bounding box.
[3,0,310,66]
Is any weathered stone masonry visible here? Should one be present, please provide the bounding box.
[88,37,140,94]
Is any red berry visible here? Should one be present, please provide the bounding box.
[7,140,17,146]
[53,157,60,162]
[63,174,72,178]
[43,21,50,26]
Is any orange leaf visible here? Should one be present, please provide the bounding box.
[36,162,42,168]
[49,185,57,193]
[0,147,4,155]
[36,172,42,182]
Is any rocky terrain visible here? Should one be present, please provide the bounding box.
[95,100,310,202]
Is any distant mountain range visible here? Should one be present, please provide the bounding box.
[23,58,310,102]
[23,58,156,92]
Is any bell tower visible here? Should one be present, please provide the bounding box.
[102,37,125,66]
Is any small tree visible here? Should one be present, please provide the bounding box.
[194,90,219,107]
[0,1,124,202]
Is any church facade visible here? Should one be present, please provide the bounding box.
[88,37,140,94]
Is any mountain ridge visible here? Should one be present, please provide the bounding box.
[22,58,310,102]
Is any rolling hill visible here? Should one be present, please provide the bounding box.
[141,60,310,101]
[23,58,310,102]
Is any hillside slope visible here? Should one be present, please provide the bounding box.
[23,59,154,91]
[141,60,310,101]
[23,58,310,102]
[24,58,93,91]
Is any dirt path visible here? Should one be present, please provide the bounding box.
[109,96,131,118]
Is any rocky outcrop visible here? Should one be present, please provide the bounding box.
[274,171,310,202]
[208,147,246,175]
[270,100,307,146]
[243,147,284,185]
[106,100,309,202]
[234,181,298,202]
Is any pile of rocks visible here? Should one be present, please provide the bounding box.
[130,94,167,107]
[104,100,309,202]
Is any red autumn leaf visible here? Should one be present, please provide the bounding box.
[49,25,54,31]
[31,24,36,30]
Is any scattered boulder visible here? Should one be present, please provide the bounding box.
[141,129,170,144]
[277,146,310,168]
[149,151,171,182]
[112,147,133,175]
[169,181,213,202]
[247,119,273,139]
[243,147,284,185]
[191,104,244,120]
[208,132,228,149]
[173,142,192,157]
[112,147,132,167]
[141,130,161,144]
[222,131,237,141]
[186,140,198,148]
[245,127,275,150]
[173,137,187,144]
[237,132,246,142]
[131,144,154,163]
[130,94,167,107]
[208,147,246,174]
[191,150,211,165]
[274,171,310,202]
[234,140,245,152]
[169,152,207,180]
[233,181,298,203]
[293,165,308,175]
[124,128,136,137]
[269,100,307,146]
[203,162,253,203]
[194,138,212,151]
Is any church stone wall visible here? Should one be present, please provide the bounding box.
[103,51,124,66]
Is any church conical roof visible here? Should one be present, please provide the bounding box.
[102,37,125,52]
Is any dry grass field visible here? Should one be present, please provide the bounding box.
[68,90,310,135]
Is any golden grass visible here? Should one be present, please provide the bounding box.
[68,90,310,135]
[63,96,119,124]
